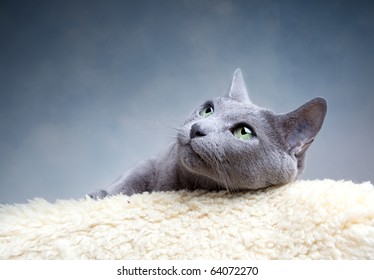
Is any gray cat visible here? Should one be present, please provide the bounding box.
[88,69,327,199]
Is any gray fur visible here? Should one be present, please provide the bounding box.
[88,69,327,199]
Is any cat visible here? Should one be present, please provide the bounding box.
[88,69,327,199]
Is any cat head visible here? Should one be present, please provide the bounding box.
[177,69,327,191]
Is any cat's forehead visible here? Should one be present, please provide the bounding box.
[212,96,263,116]
[184,96,275,127]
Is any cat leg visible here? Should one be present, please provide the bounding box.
[87,160,156,199]
[87,189,108,199]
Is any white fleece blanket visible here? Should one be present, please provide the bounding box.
[0,179,373,259]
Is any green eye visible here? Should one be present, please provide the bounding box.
[199,106,214,118]
[233,126,254,141]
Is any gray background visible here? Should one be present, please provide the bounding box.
[1,0,373,204]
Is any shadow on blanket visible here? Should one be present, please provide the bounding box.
[0,179,373,259]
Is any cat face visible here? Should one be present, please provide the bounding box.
[177,69,327,191]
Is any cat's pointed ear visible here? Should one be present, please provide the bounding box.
[227,69,251,103]
[280,98,327,157]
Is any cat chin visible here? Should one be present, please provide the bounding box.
[179,144,204,171]
[178,143,219,180]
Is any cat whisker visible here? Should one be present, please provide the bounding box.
[203,145,235,194]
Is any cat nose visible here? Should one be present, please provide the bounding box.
[190,123,206,139]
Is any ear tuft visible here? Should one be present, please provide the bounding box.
[226,69,251,103]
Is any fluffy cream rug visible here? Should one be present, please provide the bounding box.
[1,179,373,259]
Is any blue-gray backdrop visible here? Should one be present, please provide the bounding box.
[1,0,373,203]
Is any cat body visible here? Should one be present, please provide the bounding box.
[89,69,327,199]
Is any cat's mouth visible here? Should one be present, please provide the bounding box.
[179,141,209,172]
[187,142,205,161]
[177,128,210,170]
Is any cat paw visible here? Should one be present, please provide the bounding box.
[87,190,108,200]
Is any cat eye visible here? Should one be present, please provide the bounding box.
[233,126,255,141]
[199,105,214,118]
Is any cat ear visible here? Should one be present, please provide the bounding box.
[280,98,327,157]
[227,68,251,103]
